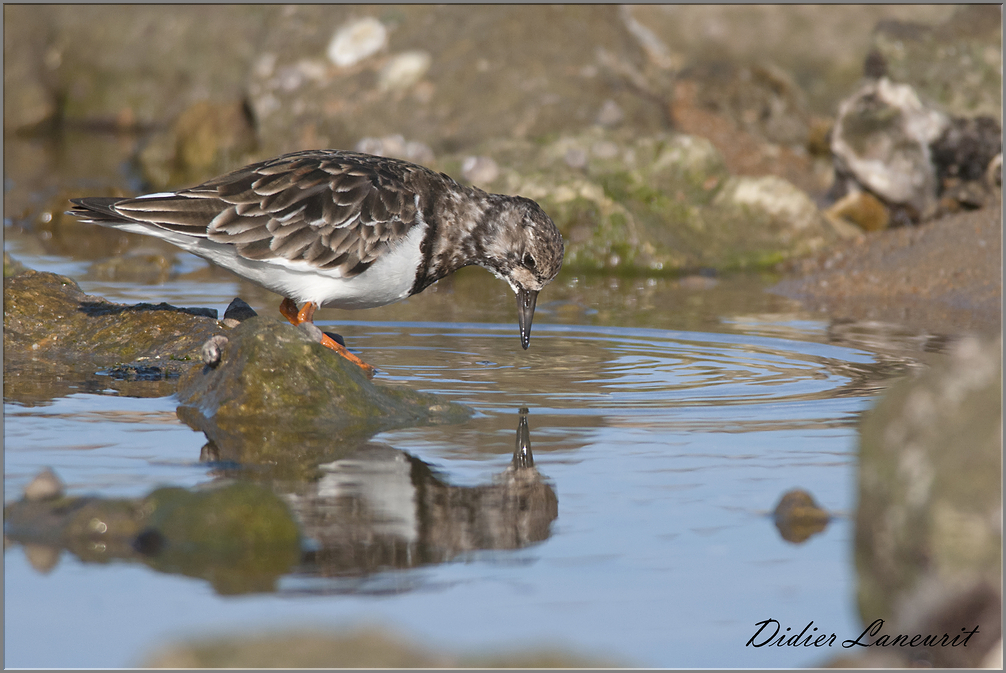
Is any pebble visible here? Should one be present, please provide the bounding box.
[201,335,229,367]
[223,297,258,323]
[327,17,387,68]
[379,51,432,92]
[461,156,500,185]
[355,135,435,164]
[297,321,324,343]
[596,99,624,127]
[564,147,588,169]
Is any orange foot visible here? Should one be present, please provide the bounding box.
[279,298,376,378]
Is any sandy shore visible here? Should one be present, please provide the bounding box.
[772,205,1002,337]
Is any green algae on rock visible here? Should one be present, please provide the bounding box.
[456,130,835,274]
[853,334,1001,667]
[3,268,225,370]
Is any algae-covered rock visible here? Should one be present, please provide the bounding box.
[871,5,1002,121]
[142,626,621,669]
[3,267,226,403]
[3,268,224,368]
[4,252,26,278]
[175,316,472,465]
[853,334,1001,667]
[137,99,259,189]
[772,488,831,544]
[455,130,833,274]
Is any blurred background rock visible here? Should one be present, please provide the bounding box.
[5,5,1000,276]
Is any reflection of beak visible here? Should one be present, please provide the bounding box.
[516,288,538,350]
[514,406,533,468]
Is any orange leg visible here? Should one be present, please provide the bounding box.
[279,298,376,377]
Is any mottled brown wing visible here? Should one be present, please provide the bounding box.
[109,150,427,277]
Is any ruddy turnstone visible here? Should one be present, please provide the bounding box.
[68,149,565,375]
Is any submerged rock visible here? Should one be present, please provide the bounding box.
[175,317,472,467]
[772,489,831,544]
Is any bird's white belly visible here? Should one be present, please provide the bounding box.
[110,221,428,309]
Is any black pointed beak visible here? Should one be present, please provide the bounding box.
[516,288,538,350]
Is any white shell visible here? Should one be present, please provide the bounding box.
[327,17,387,68]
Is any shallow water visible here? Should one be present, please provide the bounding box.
[4,134,937,667]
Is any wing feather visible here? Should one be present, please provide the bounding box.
[69,150,439,278]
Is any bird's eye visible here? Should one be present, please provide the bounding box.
[523,253,536,269]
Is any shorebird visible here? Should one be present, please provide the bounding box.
[68,149,564,376]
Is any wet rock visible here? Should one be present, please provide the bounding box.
[466,129,833,273]
[222,297,258,325]
[852,334,1001,667]
[831,78,949,218]
[3,268,224,367]
[142,626,618,669]
[871,5,1002,121]
[3,267,227,403]
[175,317,471,469]
[4,252,26,279]
[772,489,831,544]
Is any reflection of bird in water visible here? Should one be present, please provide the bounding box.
[513,406,534,469]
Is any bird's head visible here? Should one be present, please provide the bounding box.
[481,196,564,349]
